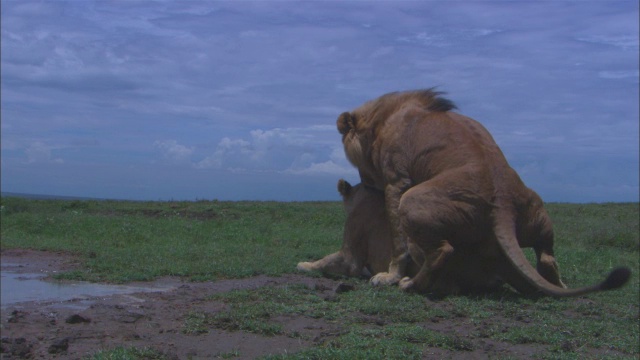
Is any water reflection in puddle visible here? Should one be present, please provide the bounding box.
[1,267,177,308]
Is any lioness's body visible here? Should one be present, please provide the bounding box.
[297,179,415,278]
[298,179,502,294]
[337,89,630,296]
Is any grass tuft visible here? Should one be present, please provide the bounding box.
[87,346,168,360]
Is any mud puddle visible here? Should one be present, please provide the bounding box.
[1,267,177,308]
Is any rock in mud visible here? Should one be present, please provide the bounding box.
[65,314,91,324]
[114,311,145,324]
[7,310,27,323]
[334,282,355,294]
[48,337,69,354]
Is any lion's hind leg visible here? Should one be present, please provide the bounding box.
[531,213,567,289]
[536,251,566,289]
[399,240,454,292]
[396,180,472,293]
[518,194,567,289]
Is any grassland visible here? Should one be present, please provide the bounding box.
[1,197,638,359]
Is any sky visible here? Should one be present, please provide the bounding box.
[1,1,638,203]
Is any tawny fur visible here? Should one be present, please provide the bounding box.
[297,179,420,279]
[336,88,630,296]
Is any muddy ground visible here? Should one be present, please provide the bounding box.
[0,249,630,359]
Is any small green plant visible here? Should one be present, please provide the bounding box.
[216,349,241,359]
[182,311,212,335]
[87,346,167,360]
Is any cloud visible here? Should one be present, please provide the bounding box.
[370,46,394,58]
[396,28,501,47]
[598,70,640,79]
[576,35,639,51]
[1,1,637,202]
[154,140,194,163]
[25,142,63,164]
[195,138,251,169]
[284,145,355,176]
[193,125,356,178]
[284,160,353,176]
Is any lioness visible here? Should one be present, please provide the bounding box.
[298,179,502,295]
[337,89,630,296]
[297,179,418,278]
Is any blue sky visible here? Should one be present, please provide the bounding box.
[1,1,638,202]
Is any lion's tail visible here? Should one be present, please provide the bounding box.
[493,215,631,297]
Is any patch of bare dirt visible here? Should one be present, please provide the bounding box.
[1,250,347,359]
[1,249,83,276]
[0,250,632,359]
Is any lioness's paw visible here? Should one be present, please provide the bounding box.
[399,277,415,291]
[370,272,401,286]
[296,262,314,272]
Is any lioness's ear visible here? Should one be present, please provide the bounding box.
[337,178,352,198]
[336,112,356,135]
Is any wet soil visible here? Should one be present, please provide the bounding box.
[0,249,631,359]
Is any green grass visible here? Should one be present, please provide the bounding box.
[87,346,167,360]
[207,283,637,359]
[1,197,638,359]
[0,197,343,282]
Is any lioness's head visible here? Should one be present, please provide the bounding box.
[337,178,385,214]
[337,178,358,213]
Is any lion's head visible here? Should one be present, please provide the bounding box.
[336,89,456,187]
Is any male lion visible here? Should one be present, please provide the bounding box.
[337,89,630,296]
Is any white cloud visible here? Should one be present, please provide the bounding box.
[576,35,639,51]
[396,28,501,47]
[1,1,637,202]
[397,32,447,47]
[46,46,85,70]
[598,70,639,79]
[284,160,356,177]
[370,46,394,58]
[195,138,251,169]
[193,125,354,177]
[194,156,222,170]
[284,144,356,177]
[25,142,63,164]
[215,86,248,96]
[154,140,194,163]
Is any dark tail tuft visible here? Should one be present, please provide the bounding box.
[600,267,631,290]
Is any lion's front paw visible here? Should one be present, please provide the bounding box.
[296,262,314,272]
[399,277,415,292]
[370,272,401,286]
